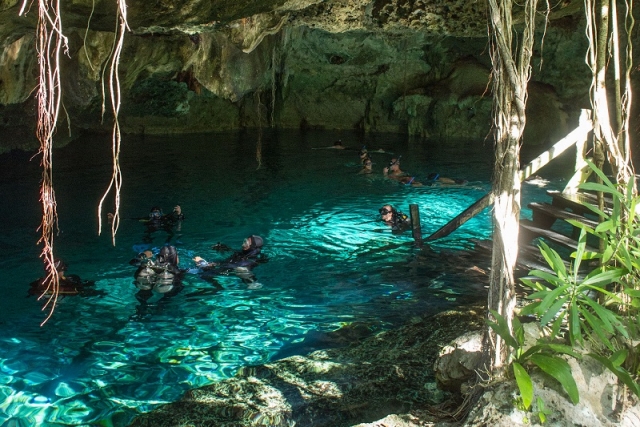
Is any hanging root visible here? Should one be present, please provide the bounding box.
[20,0,69,325]
[97,0,129,245]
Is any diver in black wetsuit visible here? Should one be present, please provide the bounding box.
[379,204,411,234]
[192,235,266,286]
[109,205,184,243]
[28,259,104,297]
[140,205,184,243]
[130,245,185,315]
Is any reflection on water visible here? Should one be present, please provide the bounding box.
[0,130,566,426]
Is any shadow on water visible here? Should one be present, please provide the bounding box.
[0,129,568,426]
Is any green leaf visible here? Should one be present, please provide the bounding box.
[530,354,580,404]
[580,267,627,287]
[513,362,533,410]
[582,297,616,334]
[530,270,566,287]
[595,220,614,233]
[588,353,640,397]
[580,182,619,196]
[578,306,614,351]
[610,349,627,367]
[568,300,581,346]
[537,284,571,319]
[624,289,640,298]
[540,294,569,326]
[487,310,519,349]
[538,241,567,279]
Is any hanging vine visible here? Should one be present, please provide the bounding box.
[20,0,128,323]
[19,0,68,325]
[485,0,540,372]
[584,0,635,189]
[97,0,129,246]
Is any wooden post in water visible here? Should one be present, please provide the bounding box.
[409,204,422,246]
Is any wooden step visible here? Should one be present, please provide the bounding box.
[547,190,612,215]
[519,219,599,253]
[528,202,599,230]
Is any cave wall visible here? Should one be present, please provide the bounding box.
[0,0,634,153]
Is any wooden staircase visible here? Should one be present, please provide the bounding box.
[473,189,605,277]
[517,189,605,275]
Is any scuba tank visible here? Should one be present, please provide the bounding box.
[134,263,175,293]
[154,269,175,293]
[135,265,156,291]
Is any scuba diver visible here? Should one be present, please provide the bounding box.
[111,205,184,243]
[139,205,184,243]
[379,204,411,234]
[28,259,104,297]
[130,245,185,316]
[192,235,266,287]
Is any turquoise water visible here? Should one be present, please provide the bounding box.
[0,130,567,426]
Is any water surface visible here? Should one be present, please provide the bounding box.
[0,130,568,426]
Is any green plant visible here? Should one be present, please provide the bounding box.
[488,159,640,417]
[487,310,580,410]
[513,159,640,404]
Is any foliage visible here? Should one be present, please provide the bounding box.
[487,310,580,411]
[488,159,640,419]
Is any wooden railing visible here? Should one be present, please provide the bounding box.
[425,109,593,241]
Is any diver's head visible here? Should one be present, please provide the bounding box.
[157,245,178,266]
[359,148,368,158]
[149,207,163,220]
[388,158,401,170]
[379,205,396,222]
[363,158,373,169]
[242,235,264,251]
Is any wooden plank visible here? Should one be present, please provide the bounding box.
[425,193,494,241]
[520,219,598,252]
[519,109,592,182]
[529,202,599,229]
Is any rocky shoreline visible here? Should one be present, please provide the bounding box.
[129,306,486,427]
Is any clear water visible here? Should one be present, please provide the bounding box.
[0,130,570,426]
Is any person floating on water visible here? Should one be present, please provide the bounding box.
[358,157,373,174]
[379,204,411,234]
[130,245,185,315]
[111,205,184,243]
[426,173,468,186]
[383,157,422,186]
[193,235,266,288]
[313,140,347,150]
[28,259,104,297]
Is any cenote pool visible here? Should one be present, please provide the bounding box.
[0,130,567,426]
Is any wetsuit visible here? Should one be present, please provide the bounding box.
[139,208,184,243]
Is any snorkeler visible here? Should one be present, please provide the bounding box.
[426,173,468,186]
[358,157,374,174]
[379,205,411,234]
[383,157,423,186]
[28,259,104,297]
[193,235,266,286]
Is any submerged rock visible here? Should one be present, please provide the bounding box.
[129,307,486,426]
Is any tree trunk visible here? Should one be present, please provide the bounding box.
[485,0,538,373]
